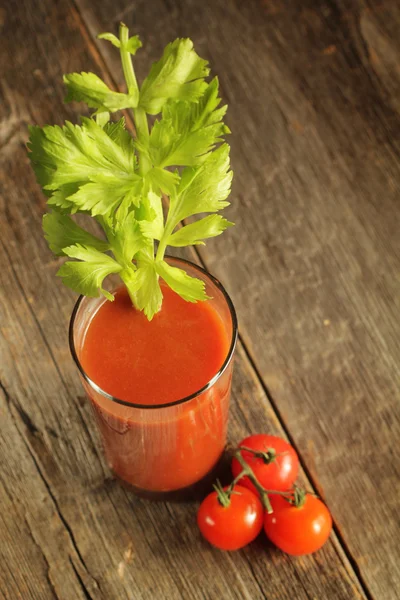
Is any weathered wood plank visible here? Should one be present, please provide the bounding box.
[74,0,400,598]
[0,202,367,600]
[0,383,93,600]
[0,237,366,600]
[0,0,368,598]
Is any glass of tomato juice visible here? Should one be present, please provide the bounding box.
[69,257,237,493]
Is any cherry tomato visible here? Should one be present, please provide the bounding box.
[231,434,299,493]
[197,484,264,550]
[264,494,332,555]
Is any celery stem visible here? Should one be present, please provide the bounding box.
[119,23,151,176]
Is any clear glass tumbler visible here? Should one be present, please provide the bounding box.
[69,257,238,493]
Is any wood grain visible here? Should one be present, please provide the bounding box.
[0,157,365,599]
[0,0,397,598]
[0,1,366,596]
[73,0,400,598]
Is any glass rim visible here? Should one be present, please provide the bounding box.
[69,255,238,410]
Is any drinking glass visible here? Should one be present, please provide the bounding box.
[69,257,238,493]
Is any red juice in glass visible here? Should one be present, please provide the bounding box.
[70,257,237,492]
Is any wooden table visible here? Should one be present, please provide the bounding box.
[1,1,399,598]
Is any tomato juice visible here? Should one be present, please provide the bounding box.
[81,284,230,406]
[70,258,237,492]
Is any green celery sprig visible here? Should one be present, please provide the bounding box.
[28,23,233,320]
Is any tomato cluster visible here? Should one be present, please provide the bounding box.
[197,434,332,555]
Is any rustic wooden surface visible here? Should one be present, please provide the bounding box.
[0,0,399,599]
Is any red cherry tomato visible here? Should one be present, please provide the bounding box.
[231,434,299,493]
[264,494,332,555]
[197,485,264,550]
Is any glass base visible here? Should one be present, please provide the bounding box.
[112,448,232,502]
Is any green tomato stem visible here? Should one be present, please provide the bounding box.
[232,447,310,511]
[213,480,231,508]
[239,445,277,464]
[291,484,307,508]
[230,472,246,488]
[232,449,273,514]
